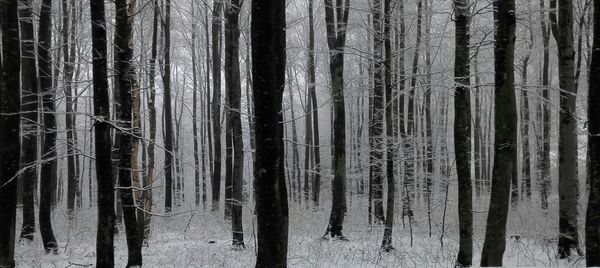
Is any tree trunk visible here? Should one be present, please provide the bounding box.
[162,0,175,213]
[323,0,350,239]
[308,0,321,207]
[585,1,600,264]
[115,0,142,265]
[539,0,551,210]
[556,0,581,258]
[225,0,245,249]
[211,0,223,212]
[251,0,289,265]
[90,0,116,265]
[380,0,395,251]
[480,0,516,265]
[18,0,38,241]
[192,1,201,207]
[38,0,59,254]
[453,0,472,265]
[0,1,21,264]
[63,0,79,215]
[370,0,385,225]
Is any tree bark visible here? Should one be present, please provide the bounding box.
[585,1,600,264]
[162,0,175,213]
[323,0,350,239]
[380,0,395,252]
[453,0,472,265]
[370,0,386,225]
[211,0,223,212]
[38,0,59,254]
[90,0,115,265]
[539,0,551,210]
[480,0,516,265]
[251,0,289,265]
[556,0,581,258]
[308,0,321,207]
[225,0,245,249]
[115,0,142,265]
[18,0,38,241]
[0,0,21,264]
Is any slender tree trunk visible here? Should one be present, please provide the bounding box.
[225,0,245,248]
[91,0,116,265]
[162,0,175,213]
[211,0,223,212]
[191,1,201,207]
[251,0,289,265]
[480,0,516,265]
[63,0,79,215]
[370,0,386,225]
[18,0,38,241]
[308,0,321,207]
[520,20,534,202]
[115,0,142,264]
[539,0,551,210]
[0,1,21,264]
[454,0,472,265]
[380,0,395,251]
[585,2,600,264]
[38,0,59,254]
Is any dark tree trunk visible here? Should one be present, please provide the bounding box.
[308,0,321,207]
[323,0,350,239]
[115,0,143,265]
[18,0,39,241]
[38,0,59,254]
[0,1,21,265]
[556,0,581,258]
[191,1,201,207]
[90,0,115,265]
[251,0,289,265]
[539,0,551,210]
[453,0,472,265]
[370,0,385,225]
[211,0,223,212]
[520,23,534,202]
[63,0,79,215]
[380,0,395,252]
[225,0,245,249]
[480,0,517,265]
[162,0,175,213]
[585,1,600,264]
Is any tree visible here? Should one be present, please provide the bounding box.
[370,0,385,225]
[63,0,79,215]
[211,0,224,212]
[453,0,472,266]
[323,0,350,239]
[308,0,321,207]
[225,0,245,249]
[0,0,21,265]
[380,0,395,252]
[38,0,59,254]
[556,0,581,258]
[539,0,551,210]
[251,0,289,265]
[585,1,600,264]
[115,0,142,265]
[480,0,517,265]
[163,0,175,213]
[18,0,39,241]
[90,0,116,265]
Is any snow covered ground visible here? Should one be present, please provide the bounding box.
[13,196,587,267]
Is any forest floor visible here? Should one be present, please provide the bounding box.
[14,195,586,267]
